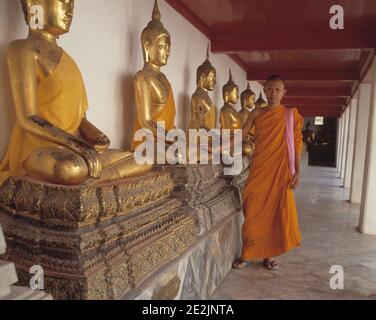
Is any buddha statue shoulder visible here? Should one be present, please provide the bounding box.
[0,0,151,187]
[189,46,217,131]
[132,0,176,150]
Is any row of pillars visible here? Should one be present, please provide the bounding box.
[336,57,376,235]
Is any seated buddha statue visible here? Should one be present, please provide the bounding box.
[220,70,241,132]
[189,45,217,131]
[0,0,152,187]
[220,71,253,156]
[239,83,256,155]
[238,83,256,127]
[132,0,176,152]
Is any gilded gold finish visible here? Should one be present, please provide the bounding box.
[220,71,253,156]
[132,0,176,150]
[255,92,267,109]
[238,83,256,127]
[189,45,217,130]
[220,70,241,131]
[0,0,151,187]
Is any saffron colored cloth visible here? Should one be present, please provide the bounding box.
[131,84,176,150]
[241,105,303,260]
[0,50,88,186]
[285,107,296,177]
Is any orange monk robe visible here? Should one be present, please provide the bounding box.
[241,105,303,260]
[0,51,88,186]
[131,84,176,151]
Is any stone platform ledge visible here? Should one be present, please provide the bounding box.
[0,170,174,229]
[157,161,249,235]
[121,210,243,300]
[0,169,199,300]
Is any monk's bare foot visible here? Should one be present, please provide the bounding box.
[232,259,250,269]
[263,258,279,271]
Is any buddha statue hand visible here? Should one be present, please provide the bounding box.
[78,145,102,179]
[67,136,103,179]
[93,133,111,151]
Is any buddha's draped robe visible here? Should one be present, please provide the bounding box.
[131,84,176,150]
[189,102,216,131]
[0,50,88,186]
[241,105,303,260]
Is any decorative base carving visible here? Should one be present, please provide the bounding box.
[0,170,198,300]
[158,160,249,235]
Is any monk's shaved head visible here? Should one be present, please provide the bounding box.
[265,75,286,88]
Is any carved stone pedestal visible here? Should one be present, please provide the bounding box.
[124,162,248,299]
[0,224,52,300]
[159,156,250,235]
[0,170,198,300]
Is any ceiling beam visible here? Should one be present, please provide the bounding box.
[284,86,352,97]
[248,68,359,81]
[165,0,212,38]
[300,112,340,118]
[286,104,343,111]
[283,97,348,106]
[212,32,376,52]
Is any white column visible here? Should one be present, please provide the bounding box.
[340,107,350,180]
[350,83,372,203]
[338,115,344,175]
[359,60,376,235]
[336,117,343,170]
[344,98,358,188]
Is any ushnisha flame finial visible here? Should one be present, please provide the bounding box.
[152,0,161,21]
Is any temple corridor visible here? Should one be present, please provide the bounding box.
[212,163,376,300]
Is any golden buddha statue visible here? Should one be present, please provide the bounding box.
[220,71,253,156]
[0,0,152,187]
[220,70,241,132]
[132,0,176,151]
[189,45,217,130]
[238,83,256,127]
[255,92,267,109]
[239,83,256,155]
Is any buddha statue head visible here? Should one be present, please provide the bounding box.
[223,70,239,104]
[255,92,267,109]
[197,45,216,91]
[141,0,171,67]
[20,0,74,36]
[241,83,256,111]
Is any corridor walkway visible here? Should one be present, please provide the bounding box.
[212,163,376,300]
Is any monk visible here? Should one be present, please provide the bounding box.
[232,75,303,271]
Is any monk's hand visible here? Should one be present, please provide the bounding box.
[81,146,102,179]
[291,172,301,189]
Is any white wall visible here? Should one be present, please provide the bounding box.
[0,0,263,156]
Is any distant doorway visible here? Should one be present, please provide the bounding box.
[303,117,337,167]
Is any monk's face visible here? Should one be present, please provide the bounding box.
[264,80,287,106]
[41,0,74,35]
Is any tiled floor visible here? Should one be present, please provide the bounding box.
[212,163,376,300]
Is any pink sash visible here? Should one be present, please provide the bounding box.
[285,107,295,176]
